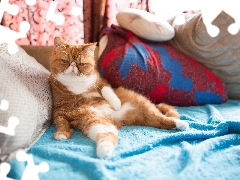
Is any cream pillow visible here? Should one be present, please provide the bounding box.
[116,8,175,41]
[0,43,52,162]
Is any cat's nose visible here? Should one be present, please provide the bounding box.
[71,62,76,67]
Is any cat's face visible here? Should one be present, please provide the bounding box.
[50,37,97,78]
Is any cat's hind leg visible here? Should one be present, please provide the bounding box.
[69,108,119,158]
[89,124,118,158]
[147,102,189,130]
[143,106,189,131]
[156,103,180,119]
[115,87,189,130]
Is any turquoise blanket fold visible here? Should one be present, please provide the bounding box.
[9,100,240,180]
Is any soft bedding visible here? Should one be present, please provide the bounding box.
[3,10,240,180]
[8,100,240,180]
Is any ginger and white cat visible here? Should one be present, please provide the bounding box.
[49,37,189,158]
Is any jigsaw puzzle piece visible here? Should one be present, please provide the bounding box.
[70,6,82,16]
[201,0,240,37]
[16,151,49,180]
[46,1,65,25]
[201,3,222,37]
[25,0,36,6]
[0,21,30,54]
[165,0,240,37]
[0,116,19,136]
[0,162,14,180]
[0,0,19,21]
[0,99,19,136]
[223,1,240,35]
[0,100,9,111]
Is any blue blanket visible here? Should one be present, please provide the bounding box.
[9,100,240,180]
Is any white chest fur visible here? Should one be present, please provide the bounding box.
[56,74,97,94]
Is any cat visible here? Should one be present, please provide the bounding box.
[49,36,189,158]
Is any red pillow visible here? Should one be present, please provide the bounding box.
[98,25,228,106]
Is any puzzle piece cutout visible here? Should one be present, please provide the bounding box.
[0,99,19,136]
[1,0,240,52]
[16,151,49,180]
[46,1,65,25]
[0,0,19,20]
[0,162,14,180]
[25,0,36,6]
[0,0,84,51]
[0,99,9,111]
[46,1,82,24]
[0,21,30,54]
[0,116,19,136]
[200,0,240,37]
[70,6,82,16]
[0,0,30,54]
[171,0,240,37]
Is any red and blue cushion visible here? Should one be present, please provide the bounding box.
[98,25,228,106]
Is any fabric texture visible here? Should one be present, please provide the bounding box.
[98,25,228,106]
[0,44,52,162]
[168,11,240,100]
[116,8,175,41]
[21,46,53,70]
[1,0,150,44]
[8,100,240,180]
[2,0,84,45]
[103,0,149,27]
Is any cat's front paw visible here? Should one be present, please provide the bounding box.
[101,86,121,110]
[54,129,73,140]
[111,98,121,111]
[175,120,189,131]
[96,141,115,158]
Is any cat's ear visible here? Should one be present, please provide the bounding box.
[54,36,65,48]
[84,42,97,55]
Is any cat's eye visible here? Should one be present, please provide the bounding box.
[77,62,85,66]
[61,60,69,64]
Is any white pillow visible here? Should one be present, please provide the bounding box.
[0,43,52,162]
[116,8,175,41]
